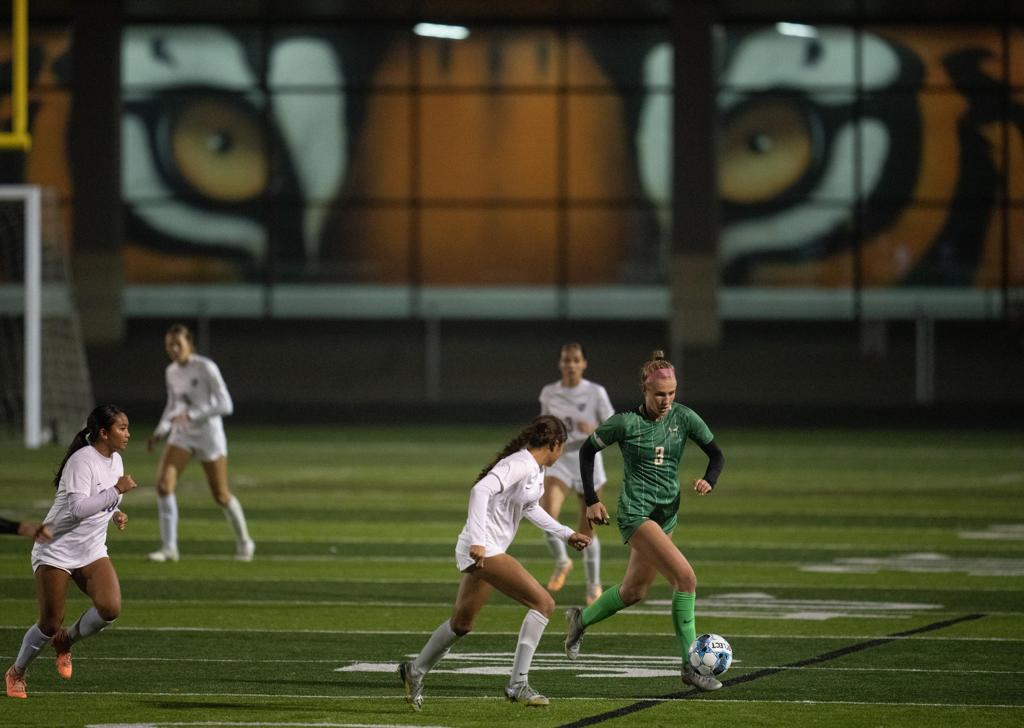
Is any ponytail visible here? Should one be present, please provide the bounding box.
[474,415,568,484]
[53,405,125,488]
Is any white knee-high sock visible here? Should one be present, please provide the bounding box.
[157,493,178,552]
[412,619,462,677]
[509,609,549,688]
[222,495,252,545]
[583,533,601,587]
[67,607,115,643]
[13,625,53,672]
[544,530,569,565]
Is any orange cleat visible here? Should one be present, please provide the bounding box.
[5,666,27,699]
[585,584,603,606]
[546,560,573,592]
[53,630,72,680]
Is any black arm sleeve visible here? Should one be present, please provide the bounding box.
[0,517,21,535]
[579,438,601,506]
[697,438,724,488]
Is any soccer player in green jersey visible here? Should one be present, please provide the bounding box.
[563,349,726,691]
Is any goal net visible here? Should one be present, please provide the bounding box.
[0,185,93,447]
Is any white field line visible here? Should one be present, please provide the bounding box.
[2,596,1023,618]
[25,690,1024,710]
[89,724,450,728]
[1,624,1021,641]
[2,653,1022,675]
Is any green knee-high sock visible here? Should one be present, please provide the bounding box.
[672,591,697,657]
[581,584,626,627]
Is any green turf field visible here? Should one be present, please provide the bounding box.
[1,424,1022,727]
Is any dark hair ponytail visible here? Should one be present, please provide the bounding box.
[53,404,125,488]
[474,415,568,484]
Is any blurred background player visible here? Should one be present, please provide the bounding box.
[538,342,614,605]
[398,415,591,710]
[5,405,137,699]
[563,350,726,692]
[0,518,52,543]
[147,323,254,562]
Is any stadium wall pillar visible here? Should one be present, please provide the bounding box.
[70,0,123,343]
[670,0,721,359]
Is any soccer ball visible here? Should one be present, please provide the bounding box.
[688,633,733,677]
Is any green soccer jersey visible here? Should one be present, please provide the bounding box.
[589,402,713,538]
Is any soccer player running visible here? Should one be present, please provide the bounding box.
[147,323,254,562]
[5,405,137,699]
[399,415,591,710]
[538,342,614,605]
[563,350,726,691]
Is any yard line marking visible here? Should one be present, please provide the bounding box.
[89,724,451,728]
[24,690,1024,710]
[1,651,1021,676]
[90,725,445,728]
[556,612,989,728]
[0,624,1018,641]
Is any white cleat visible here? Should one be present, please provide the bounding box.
[564,607,586,661]
[235,539,255,562]
[147,547,179,563]
[681,662,723,691]
[398,661,423,711]
[505,682,549,706]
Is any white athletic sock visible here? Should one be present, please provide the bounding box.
[509,609,549,688]
[544,530,569,565]
[13,624,53,672]
[157,493,179,552]
[412,619,462,676]
[67,607,115,643]
[583,533,601,587]
[222,495,252,546]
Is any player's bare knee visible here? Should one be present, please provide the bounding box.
[212,489,232,507]
[38,618,63,636]
[533,593,557,618]
[619,584,647,605]
[450,618,474,636]
[96,601,121,622]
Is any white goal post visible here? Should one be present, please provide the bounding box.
[0,184,93,448]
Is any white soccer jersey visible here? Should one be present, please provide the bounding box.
[153,354,233,440]
[32,446,123,571]
[538,378,615,452]
[456,449,573,567]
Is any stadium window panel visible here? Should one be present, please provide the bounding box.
[121,25,265,92]
[335,91,412,201]
[861,90,1007,206]
[415,27,560,90]
[567,92,662,203]
[568,27,671,90]
[1012,28,1024,88]
[720,203,855,288]
[309,205,413,284]
[863,26,1006,91]
[567,206,668,285]
[1008,205,1024,287]
[418,92,558,201]
[419,207,557,285]
[859,203,1000,289]
[720,24,857,92]
[268,27,409,90]
[716,89,857,215]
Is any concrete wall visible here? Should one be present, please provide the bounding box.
[87,317,1024,429]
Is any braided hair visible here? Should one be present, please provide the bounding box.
[474,415,568,484]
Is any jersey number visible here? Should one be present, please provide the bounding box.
[653,446,665,465]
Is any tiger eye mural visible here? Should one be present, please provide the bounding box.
[1,23,1021,295]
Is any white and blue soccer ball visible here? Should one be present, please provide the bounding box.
[688,633,733,677]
